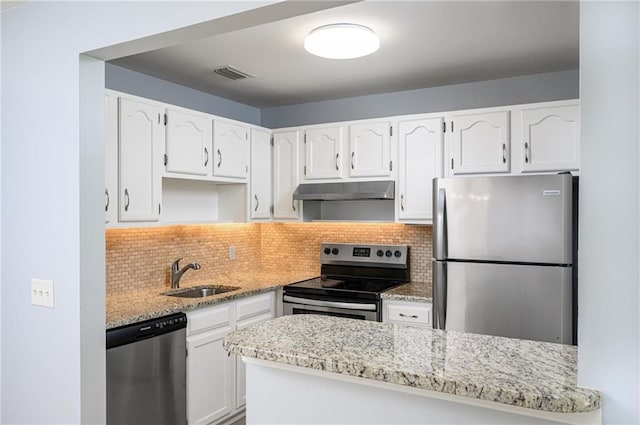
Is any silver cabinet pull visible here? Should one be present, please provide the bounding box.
[400,194,405,211]
[217,149,222,168]
[292,199,296,212]
[254,194,259,212]
[336,153,339,171]
[351,152,355,169]
[204,147,209,167]
[524,142,530,163]
[399,313,418,319]
[124,188,130,212]
[502,143,507,164]
[105,189,110,212]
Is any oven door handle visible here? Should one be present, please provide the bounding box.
[283,295,377,311]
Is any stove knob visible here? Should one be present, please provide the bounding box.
[331,248,339,255]
[394,250,402,258]
[385,250,392,257]
[376,249,384,257]
[323,247,331,255]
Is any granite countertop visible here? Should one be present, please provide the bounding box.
[382,281,432,302]
[106,271,315,329]
[224,315,600,414]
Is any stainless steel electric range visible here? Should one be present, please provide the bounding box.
[283,243,409,321]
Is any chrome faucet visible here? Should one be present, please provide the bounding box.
[171,258,201,289]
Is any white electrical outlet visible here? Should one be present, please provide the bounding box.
[229,246,236,260]
[31,278,55,308]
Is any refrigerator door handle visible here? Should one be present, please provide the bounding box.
[435,187,448,258]
[433,261,447,330]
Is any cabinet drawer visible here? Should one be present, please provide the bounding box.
[236,292,273,321]
[385,302,432,326]
[187,304,232,336]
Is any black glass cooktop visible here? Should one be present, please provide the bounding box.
[284,276,405,300]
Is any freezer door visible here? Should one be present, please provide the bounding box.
[433,261,573,344]
[433,174,573,264]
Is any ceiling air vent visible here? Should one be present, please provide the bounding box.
[211,65,255,81]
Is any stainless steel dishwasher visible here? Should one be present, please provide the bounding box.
[106,312,187,425]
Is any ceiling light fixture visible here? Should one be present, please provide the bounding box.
[304,23,380,59]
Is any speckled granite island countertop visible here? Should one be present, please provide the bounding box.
[106,271,315,329]
[224,315,600,415]
[382,280,432,302]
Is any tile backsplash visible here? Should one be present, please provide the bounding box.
[106,223,431,296]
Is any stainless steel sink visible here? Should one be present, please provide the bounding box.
[162,285,240,298]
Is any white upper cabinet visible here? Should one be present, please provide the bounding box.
[272,130,300,220]
[164,108,211,176]
[303,126,343,180]
[118,97,162,222]
[250,128,272,220]
[213,120,249,179]
[519,102,580,173]
[450,111,510,175]
[105,93,118,224]
[349,121,392,178]
[397,117,444,223]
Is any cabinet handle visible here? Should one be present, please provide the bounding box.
[292,199,296,212]
[399,313,419,319]
[124,188,130,212]
[502,143,507,164]
[351,152,355,170]
[524,142,530,163]
[204,147,209,167]
[217,149,222,168]
[254,194,259,212]
[400,194,405,211]
[336,153,340,171]
[105,189,110,212]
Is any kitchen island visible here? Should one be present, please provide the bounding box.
[224,315,601,425]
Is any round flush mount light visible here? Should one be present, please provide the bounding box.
[304,23,380,59]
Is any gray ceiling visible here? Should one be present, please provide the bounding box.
[109,1,579,109]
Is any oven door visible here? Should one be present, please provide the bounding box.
[283,295,379,321]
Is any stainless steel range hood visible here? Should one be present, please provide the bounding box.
[292,181,395,201]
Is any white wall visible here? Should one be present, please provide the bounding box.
[578,2,639,424]
[0,2,286,423]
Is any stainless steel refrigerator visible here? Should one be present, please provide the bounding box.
[432,174,577,344]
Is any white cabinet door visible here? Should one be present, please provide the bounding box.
[272,131,300,220]
[304,126,343,180]
[105,93,118,224]
[187,326,233,425]
[118,97,162,222]
[398,117,444,222]
[250,128,272,220]
[234,312,273,410]
[349,122,392,177]
[165,108,211,176]
[383,300,433,327]
[520,103,580,173]
[213,120,249,179]
[450,111,510,175]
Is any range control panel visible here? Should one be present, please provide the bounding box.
[320,243,408,266]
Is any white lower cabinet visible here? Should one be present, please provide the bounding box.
[382,299,433,327]
[186,291,275,424]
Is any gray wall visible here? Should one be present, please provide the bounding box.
[105,63,262,126]
[261,69,578,128]
[578,2,639,424]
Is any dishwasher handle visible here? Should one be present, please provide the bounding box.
[106,312,187,350]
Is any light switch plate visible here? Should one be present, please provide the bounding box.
[31,278,55,308]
